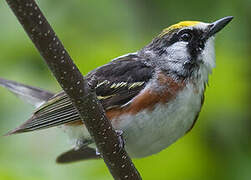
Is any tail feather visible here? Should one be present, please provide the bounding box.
[4,124,27,136]
[0,78,54,108]
[0,78,57,135]
[1,83,80,135]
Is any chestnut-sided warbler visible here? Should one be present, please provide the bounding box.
[0,16,233,163]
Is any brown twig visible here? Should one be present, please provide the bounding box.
[5,0,142,179]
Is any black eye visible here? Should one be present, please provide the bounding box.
[179,32,193,42]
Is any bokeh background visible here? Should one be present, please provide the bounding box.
[0,0,250,180]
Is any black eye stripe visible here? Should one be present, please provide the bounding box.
[148,28,206,56]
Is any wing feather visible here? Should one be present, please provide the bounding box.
[6,54,154,135]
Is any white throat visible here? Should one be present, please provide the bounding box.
[197,36,216,84]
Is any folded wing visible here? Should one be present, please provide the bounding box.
[5,54,154,135]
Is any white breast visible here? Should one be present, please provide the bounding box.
[62,79,205,157]
[116,82,204,158]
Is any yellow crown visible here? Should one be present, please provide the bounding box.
[159,21,200,37]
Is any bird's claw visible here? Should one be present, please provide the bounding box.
[95,148,101,156]
[115,130,125,151]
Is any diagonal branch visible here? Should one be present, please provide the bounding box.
[5,0,142,179]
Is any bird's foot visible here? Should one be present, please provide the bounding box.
[74,139,93,151]
[115,130,125,152]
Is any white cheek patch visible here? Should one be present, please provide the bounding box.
[164,36,216,76]
[163,42,189,72]
[165,41,189,62]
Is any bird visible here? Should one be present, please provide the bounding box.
[0,16,233,163]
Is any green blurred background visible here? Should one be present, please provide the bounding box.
[0,0,250,180]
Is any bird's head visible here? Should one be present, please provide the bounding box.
[140,16,233,80]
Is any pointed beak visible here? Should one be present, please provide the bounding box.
[203,16,234,40]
